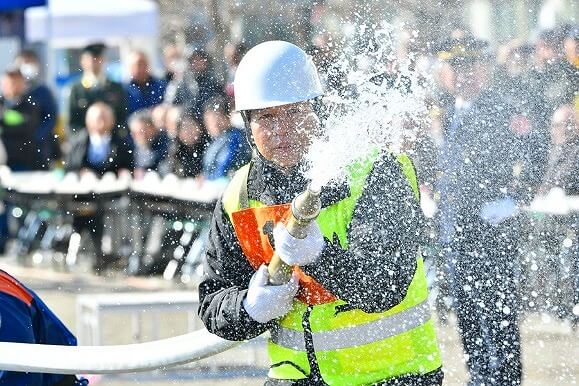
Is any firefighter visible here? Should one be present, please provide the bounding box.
[198,40,443,386]
[0,270,87,385]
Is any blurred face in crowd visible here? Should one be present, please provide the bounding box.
[163,44,182,74]
[535,39,558,66]
[130,119,157,148]
[152,104,169,130]
[165,106,183,138]
[81,52,104,76]
[550,105,578,146]
[563,36,577,65]
[204,108,229,138]
[189,53,209,75]
[178,118,204,146]
[86,103,115,137]
[504,50,527,77]
[249,102,319,169]
[435,61,455,93]
[452,60,490,100]
[1,72,26,100]
[129,52,150,84]
[14,52,40,81]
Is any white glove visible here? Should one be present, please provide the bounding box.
[480,197,518,225]
[243,265,299,323]
[273,222,325,266]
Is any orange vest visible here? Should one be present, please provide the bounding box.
[230,204,336,305]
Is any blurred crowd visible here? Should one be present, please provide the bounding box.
[0,21,576,386]
[0,42,254,266]
[0,23,576,278]
[0,43,253,179]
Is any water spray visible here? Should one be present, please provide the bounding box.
[268,184,321,285]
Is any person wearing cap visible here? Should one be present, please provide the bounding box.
[0,68,43,171]
[198,41,443,385]
[434,37,535,385]
[13,49,61,166]
[68,43,128,136]
[164,48,223,121]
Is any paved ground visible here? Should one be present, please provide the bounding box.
[1,262,577,385]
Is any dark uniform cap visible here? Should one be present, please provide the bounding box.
[82,43,107,57]
[437,37,492,66]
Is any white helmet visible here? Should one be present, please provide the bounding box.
[234,41,324,111]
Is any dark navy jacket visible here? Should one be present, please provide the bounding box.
[125,76,167,115]
[0,270,87,386]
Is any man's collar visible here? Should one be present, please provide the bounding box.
[247,156,349,207]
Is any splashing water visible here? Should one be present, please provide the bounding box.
[303,24,432,191]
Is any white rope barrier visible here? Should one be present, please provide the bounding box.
[0,329,243,374]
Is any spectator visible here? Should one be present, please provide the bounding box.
[165,48,223,121]
[434,37,531,386]
[0,68,43,171]
[539,105,579,195]
[562,24,578,70]
[493,42,550,190]
[13,49,60,166]
[125,51,167,115]
[162,44,183,83]
[65,102,133,176]
[223,42,248,99]
[128,109,169,177]
[201,95,251,180]
[151,103,170,133]
[165,105,183,139]
[530,29,576,117]
[68,43,128,136]
[159,116,208,178]
[65,102,133,272]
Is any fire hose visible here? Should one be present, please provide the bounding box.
[0,188,319,375]
[0,329,242,374]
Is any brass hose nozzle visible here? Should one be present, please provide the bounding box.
[268,185,321,285]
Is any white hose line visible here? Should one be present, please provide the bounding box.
[0,329,243,374]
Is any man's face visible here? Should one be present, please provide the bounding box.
[204,109,227,138]
[80,53,104,75]
[129,53,150,83]
[190,55,208,74]
[249,102,319,169]
[130,120,156,147]
[453,61,489,100]
[178,119,203,145]
[86,107,114,136]
[1,74,26,99]
[550,107,577,146]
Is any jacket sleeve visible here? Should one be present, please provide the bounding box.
[303,152,424,313]
[198,199,273,340]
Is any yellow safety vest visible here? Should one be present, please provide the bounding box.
[222,153,442,385]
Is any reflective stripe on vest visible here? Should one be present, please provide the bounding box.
[222,153,442,383]
[0,270,33,306]
[271,300,431,352]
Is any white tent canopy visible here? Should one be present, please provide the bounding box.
[25,0,159,47]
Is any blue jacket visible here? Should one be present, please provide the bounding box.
[202,128,251,180]
[125,76,167,115]
[0,270,87,386]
